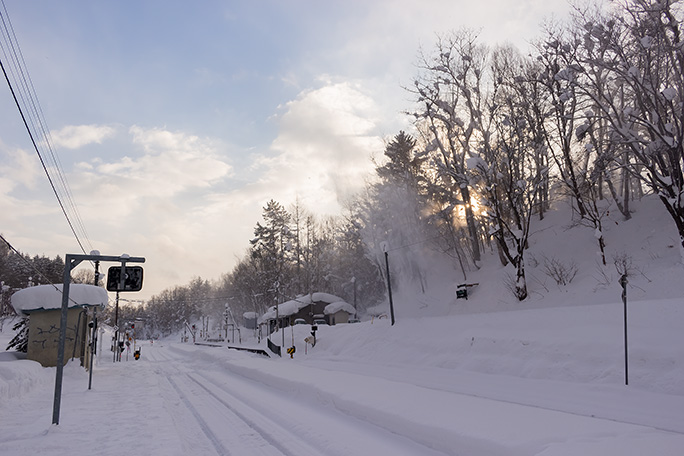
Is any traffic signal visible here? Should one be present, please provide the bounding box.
[106,266,144,292]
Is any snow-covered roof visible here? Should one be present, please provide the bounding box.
[259,295,313,322]
[243,311,258,319]
[311,292,343,304]
[259,293,346,322]
[324,301,356,315]
[10,284,108,316]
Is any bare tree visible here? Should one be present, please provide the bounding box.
[573,0,684,261]
[468,45,549,300]
[410,30,488,266]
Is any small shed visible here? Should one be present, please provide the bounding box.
[243,311,258,330]
[11,284,108,368]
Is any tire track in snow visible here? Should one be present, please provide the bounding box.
[151,343,452,455]
[191,370,452,456]
[166,375,232,456]
[186,373,323,456]
[166,371,314,455]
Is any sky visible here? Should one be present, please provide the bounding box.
[0,0,574,300]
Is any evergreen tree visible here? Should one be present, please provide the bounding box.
[250,200,293,300]
[6,317,28,352]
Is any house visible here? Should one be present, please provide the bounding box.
[10,284,108,368]
[259,292,355,328]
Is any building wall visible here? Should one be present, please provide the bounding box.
[291,302,327,325]
[27,307,90,367]
[328,310,350,325]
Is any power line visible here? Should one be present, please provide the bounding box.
[0,1,93,254]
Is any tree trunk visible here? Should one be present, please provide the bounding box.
[460,186,481,264]
[622,162,631,220]
[605,174,631,220]
[515,255,528,301]
[658,195,684,266]
[496,236,509,267]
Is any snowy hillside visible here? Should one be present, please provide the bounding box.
[386,195,684,319]
[0,196,683,455]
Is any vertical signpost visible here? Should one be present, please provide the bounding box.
[52,253,145,426]
[620,274,629,386]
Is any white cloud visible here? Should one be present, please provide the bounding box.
[0,144,41,191]
[50,124,117,149]
[51,126,243,298]
[250,81,384,215]
[75,126,234,206]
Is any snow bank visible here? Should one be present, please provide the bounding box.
[10,284,108,316]
[0,352,52,407]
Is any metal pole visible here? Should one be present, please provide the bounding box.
[53,255,80,425]
[620,274,629,385]
[88,307,97,390]
[384,251,395,326]
[94,260,100,286]
[114,291,120,362]
[352,276,357,317]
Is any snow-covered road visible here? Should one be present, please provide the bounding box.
[144,343,449,455]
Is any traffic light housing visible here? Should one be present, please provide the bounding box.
[106,266,144,292]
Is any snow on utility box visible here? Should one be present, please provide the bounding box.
[11,284,107,368]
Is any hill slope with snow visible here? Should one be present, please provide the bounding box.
[385,195,684,319]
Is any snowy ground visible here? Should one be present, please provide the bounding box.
[1,296,683,456]
[1,197,683,455]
